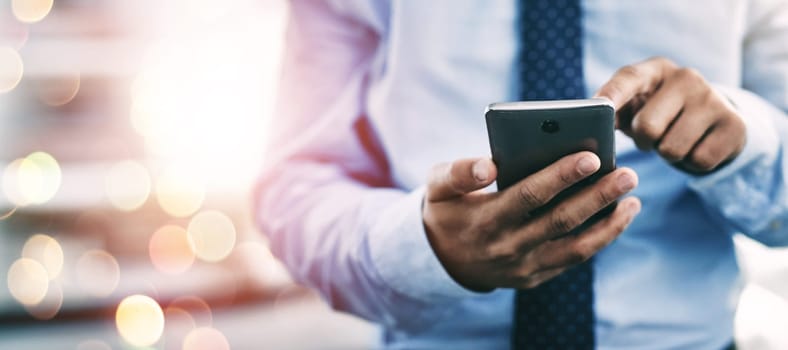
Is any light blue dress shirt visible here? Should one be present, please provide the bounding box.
[256,1,788,349]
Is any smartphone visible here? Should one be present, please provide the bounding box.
[485,98,616,219]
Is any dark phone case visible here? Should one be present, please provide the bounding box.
[486,103,615,190]
[485,102,616,222]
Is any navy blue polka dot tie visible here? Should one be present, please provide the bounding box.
[512,0,595,349]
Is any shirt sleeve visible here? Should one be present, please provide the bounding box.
[254,0,479,331]
[687,0,788,246]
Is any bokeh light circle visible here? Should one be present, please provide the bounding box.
[115,294,165,347]
[0,207,17,220]
[2,158,25,205]
[25,281,63,320]
[182,327,230,350]
[37,72,81,106]
[155,167,205,218]
[3,152,62,206]
[164,305,197,330]
[0,46,24,93]
[7,258,49,305]
[129,97,157,137]
[149,225,195,274]
[21,233,64,280]
[11,0,54,23]
[105,160,151,211]
[76,249,120,298]
[169,295,213,327]
[187,210,236,262]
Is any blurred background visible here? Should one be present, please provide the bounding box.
[0,0,787,349]
[0,0,378,349]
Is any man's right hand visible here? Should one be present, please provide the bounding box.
[423,152,641,292]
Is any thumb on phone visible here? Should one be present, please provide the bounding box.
[427,158,497,202]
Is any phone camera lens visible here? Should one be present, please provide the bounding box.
[541,120,560,133]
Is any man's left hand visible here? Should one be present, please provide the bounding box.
[595,57,746,174]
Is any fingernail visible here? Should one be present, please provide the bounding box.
[472,160,489,182]
[577,156,599,175]
[617,173,637,192]
[627,200,641,215]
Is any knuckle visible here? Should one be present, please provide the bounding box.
[675,67,703,83]
[558,165,580,186]
[657,142,685,162]
[650,56,677,69]
[600,81,624,97]
[633,137,654,151]
[517,182,545,208]
[697,85,716,103]
[547,207,577,235]
[448,160,465,177]
[618,65,642,80]
[485,242,519,263]
[565,248,589,265]
[633,117,663,140]
[727,113,746,133]
[574,241,597,261]
[690,149,720,171]
[514,263,539,281]
[595,188,616,207]
[447,161,465,184]
[476,214,500,237]
[514,268,546,289]
[445,160,474,193]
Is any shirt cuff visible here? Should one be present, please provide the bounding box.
[366,186,483,302]
[688,85,780,190]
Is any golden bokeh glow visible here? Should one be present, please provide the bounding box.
[7,258,49,305]
[129,98,155,137]
[105,160,151,211]
[115,294,165,347]
[11,0,54,23]
[3,152,62,206]
[149,225,195,274]
[25,152,62,204]
[0,46,24,93]
[21,233,64,280]
[2,158,27,205]
[37,73,81,106]
[187,210,236,262]
[182,327,230,350]
[155,167,205,218]
[76,249,120,298]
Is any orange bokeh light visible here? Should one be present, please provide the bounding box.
[149,225,196,274]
